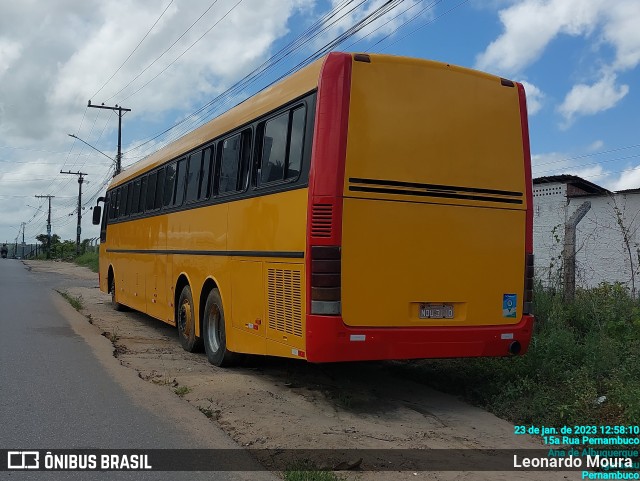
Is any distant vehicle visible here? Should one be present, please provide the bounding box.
[93,52,534,366]
[1,244,8,259]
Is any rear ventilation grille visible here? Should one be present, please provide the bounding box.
[311,203,333,238]
[267,268,303,337]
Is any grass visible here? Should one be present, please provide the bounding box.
[174,386,192,397]
[284,461,343,481]
[57,290,84,311]
[396,282,640,427]
[74,251,99,272]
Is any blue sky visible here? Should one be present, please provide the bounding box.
[0,0,639,244]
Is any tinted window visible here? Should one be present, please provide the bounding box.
[174,158,186,206]
[164,162,176,207]
[199,146,214,200]
[219,135,241,194]
[125,183,133,216]
[132,179,141,214]
[287,107,305,180]
[146,171,157,211]
[261,112,288,184]
[259,106,305,185]
[139,176,147,213]
[120,184,129,217]
[114,189,121,219]
[185,151,202,203]
[155,168,165,209]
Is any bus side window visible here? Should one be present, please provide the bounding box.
[185,151,202,203]
[139,176,148,213]
[219,134,241,194]
[120,184,129,218]
[146,171,157,211]
[238,129,253,191]
[132,178,141,215]
[174,158,186,206]
[258,105,305,185]
[114,188,121,219]
[164,162,177,207]
[199,146,214,200]
[261,113,288,184]
[107,191,115,220]
[125,183,134,216]
[287,106,306,180]
[155,168,166,209]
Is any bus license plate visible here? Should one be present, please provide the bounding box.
[419,303,454,319]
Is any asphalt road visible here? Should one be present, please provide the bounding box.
[0,259,273,480]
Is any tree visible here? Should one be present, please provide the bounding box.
[36,233,60,246]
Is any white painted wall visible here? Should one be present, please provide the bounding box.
[533,181,640,294]
[533,182,566,287]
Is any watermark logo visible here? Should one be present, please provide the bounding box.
[7,451,39,469]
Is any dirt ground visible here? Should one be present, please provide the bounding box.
[27,260,572,481]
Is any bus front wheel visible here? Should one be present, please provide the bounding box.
[203,289,240,367]
[177,286,202,352]
[109,277,126,312]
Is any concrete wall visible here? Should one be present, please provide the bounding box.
[533,182,640,293]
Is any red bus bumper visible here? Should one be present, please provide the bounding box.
[305,314,534,363]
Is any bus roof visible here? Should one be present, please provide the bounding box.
[109,53,505,189]
[110,55,327,188]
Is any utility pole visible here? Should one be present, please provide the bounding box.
[21,222,25,259]
[87,101,131,176]
[35,195,55,259]
[60,171,88,255]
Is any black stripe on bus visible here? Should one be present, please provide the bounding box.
[348,186,523,205]
[105,249,304,258]
[349,177,523,198]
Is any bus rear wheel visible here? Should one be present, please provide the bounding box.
[203,289,240,367]
[177,286,202,352]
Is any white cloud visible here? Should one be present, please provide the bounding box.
[0,38,22,78]
[587,140,605,152]
[609,167,640,191]
[475,0,604,76]
[476,0,640,125]
[603,1,640,71]
[558,73,629,126]
[0,0,316,242]
[518,80,544,115]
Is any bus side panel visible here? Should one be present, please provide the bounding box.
[227,190,308,357]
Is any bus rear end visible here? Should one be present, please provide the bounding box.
[305,53,534,362]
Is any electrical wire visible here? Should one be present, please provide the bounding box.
[90,0,175,100]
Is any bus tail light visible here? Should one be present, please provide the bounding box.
[310,246,341,315]
[524,253,534,315]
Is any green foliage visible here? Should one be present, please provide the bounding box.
[56,290,84,311]
[174,386,192,397]
[284,461,343,481]
[75,251,99,272]
[397,282,640,427]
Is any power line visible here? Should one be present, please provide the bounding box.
[534,144,640,167]
[90,0,175,100]
[120,0,244,103]
[105,0,222,102]
[124,0,401,157]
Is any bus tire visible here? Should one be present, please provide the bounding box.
[109,277,126,312]
[177,285,202,352]
[203,289,240,367]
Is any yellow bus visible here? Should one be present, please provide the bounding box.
[93,52,534,366]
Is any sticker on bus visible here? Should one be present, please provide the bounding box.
[503,294,517,318]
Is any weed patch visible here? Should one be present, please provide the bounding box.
[57,290,84,311]
[395,282,640,427]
